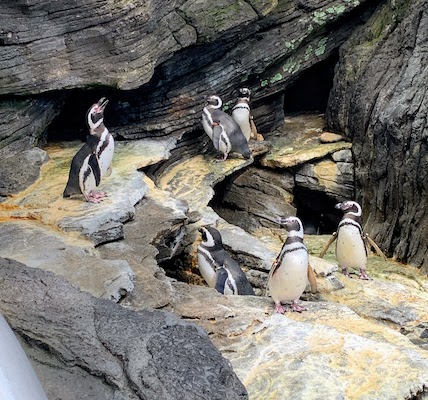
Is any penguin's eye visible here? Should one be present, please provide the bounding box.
[201,231,207,241]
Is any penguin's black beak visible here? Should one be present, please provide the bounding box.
[277,216,289,225]
[335,203,344,210]
[97,97,109,112]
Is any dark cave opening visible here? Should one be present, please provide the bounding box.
[283,52,339,114]
[293,187,342,235]
[46,89,120,142]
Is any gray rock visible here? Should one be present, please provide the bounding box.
[0,221,134,301]
[215,166,296,232]
[295,159,354,201]
[325,0,428,273]
[0,258,248,400]
[0,147,49,197]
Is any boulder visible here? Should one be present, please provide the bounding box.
[0,258,248,400]
[215,167,295,232]
[0,221,134,301]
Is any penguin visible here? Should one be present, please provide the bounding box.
[231,87,252,141]
[335,201,369,280]
[63,97,113,203]
[201,95,252,161]
[267,216,309,313]
[197,226,255,295]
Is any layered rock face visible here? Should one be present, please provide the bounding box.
[326,0,428,272]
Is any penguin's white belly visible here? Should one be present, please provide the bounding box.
[197,248,217,288]
[269,251,308,303]
[232,108,251,141]
[98,135,114,178]
[336,227,367,269]
[79,155,97,195]
[218,131,231,156]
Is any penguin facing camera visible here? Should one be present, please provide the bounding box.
[197,226,255,295]
[267,216,316,313]
[231,87,260,141]
[63,97,114,203]
[201,95,252,161]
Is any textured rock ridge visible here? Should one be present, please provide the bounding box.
[326,0,428,272]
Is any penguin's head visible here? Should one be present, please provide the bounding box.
[198,226,223,249]
[87,97,109,132]
[278,216,304,237]
[335,201,362,216]
[238,87,251,100]
[205,95,222,109]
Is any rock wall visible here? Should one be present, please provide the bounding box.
[326,0,428,272]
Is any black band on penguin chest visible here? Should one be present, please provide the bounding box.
[97,134,110,157]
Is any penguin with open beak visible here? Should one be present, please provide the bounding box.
[63,98,114,203]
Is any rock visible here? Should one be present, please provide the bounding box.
[157,153,254,216]
[0,147,49,198]
[332,148,353,162]
[319,131,344,143]
[295,159,354,201]
[325,0,428,273]
[0,221,134,301]
[99,177,190,310]
[0,258,248,400]
[261,114,352,169]
[0,96,63,155]
[214,166,296,232]
[169,276,428,400]
[0,139,176,245]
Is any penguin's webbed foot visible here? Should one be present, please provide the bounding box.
[85,191,107,203]
[214,154,228,162]
[274,302,287,314]
[359,269,370,280]
[290,301,306,313]
[341,267,351,278]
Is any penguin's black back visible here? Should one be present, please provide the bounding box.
[210,109,251,158]
[63,136,100,197]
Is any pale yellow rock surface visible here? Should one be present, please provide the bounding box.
[261,114,352,169]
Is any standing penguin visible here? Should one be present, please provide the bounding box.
[197,226,255,295]
[231,87,253,141]
[63,97,113,203]
[268,216,309,313]
[335,201,369,280]
[201,95,251,161]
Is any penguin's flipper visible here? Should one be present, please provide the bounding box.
[212,124,223,151]
[307,262,318,294]
[88,153,102,186]
[319,232,337,258]
[215,267,229,294]
[265,259,279,296]
[365,234,387,260]
[104,164,113,178]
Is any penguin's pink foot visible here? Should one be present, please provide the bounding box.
[84,194,101,203]
[359,269,370,280]
[85,191,106,203]
[290,301,306,313]
[274,302,287,314]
